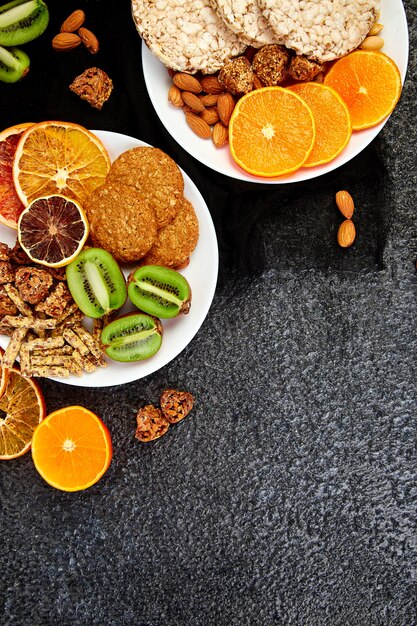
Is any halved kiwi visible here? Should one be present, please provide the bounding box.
[101,313,163,362]
[66,248,127,318]
[0,0,49,46]
[0,44,29,82]
[128,265,191,319]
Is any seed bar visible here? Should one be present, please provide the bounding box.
[62,328,89,356]
[2,327,28,368]
[3,284,33,316]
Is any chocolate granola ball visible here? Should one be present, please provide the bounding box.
[218,56,254,95]
[252,45,291,86]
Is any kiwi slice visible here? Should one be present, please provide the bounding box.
[0,44,29,82]
[0,0,49,46]
[66,248,127,319]
[101,313,163,363]
[128,265,192,319]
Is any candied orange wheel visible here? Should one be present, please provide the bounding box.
[31,405,112,491]
[323,51,402,130]
[289,82,352,167]
[228,86,316,177]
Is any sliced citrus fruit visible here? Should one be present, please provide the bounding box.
[0,367,46,460]
[0,345,9,398]
[289,82,352,167]
[0,122,33,228]
[323,51,402,131]
[17,194,89,267]
[229,86,315,177]
[31,405,112,492]
[13,120,111,206]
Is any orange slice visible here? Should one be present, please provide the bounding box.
[17,194,89,267]
[0,367,46,460]
[323,51,402,130]
[228,86,315,177]
[31,406,112,492]
[0,122,33,228]
[13,121,111,206]
[289,82,352,167]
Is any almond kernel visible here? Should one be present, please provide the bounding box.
[168,85,184,107]
[335,190,355,219]
[52,33,82,51]
[184,112,211,139]
[182,91,205,113]
[337,219,356,248]
[60,9,85,33]
[212,122,228,148]
[78,27,99,54]
[173,73,202,93]
[217,92,235,126]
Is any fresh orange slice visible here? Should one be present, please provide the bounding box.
[229,86,315,177]
[289,82,352,167]
[0,367,46,460]
[31,406,112,492]
[17,194,89,267]
[0,122,33,228]
[13,121,111,207]
[323,51,402,130]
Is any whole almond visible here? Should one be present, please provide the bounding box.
[78,27,99,54]
[173,73,202,94]
[60,9,85,33]
[212,122,228,148]
[52,32,82,51]
[185,112,211,139]
[168,85,184,107]
[359,35,384,50]
[335,190,354,219]
[217,92,235,126]
[201,107,219,126]
[368,22,384,36]
[337,219,356,248]
[200,75,225,94]
[182,91,205,113]
[199,93,219,107]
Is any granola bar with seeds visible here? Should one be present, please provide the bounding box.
[62,328,90,356]
[3,284,33,316]
[0,261,15,284]
[73,325,106,362]
[0,287,17,317]
[14,267,53,305]
[26,335,65,351]
[35,282,73,318]
[0,316,57,331]
[28,366,71,378]
[3,327,27,368]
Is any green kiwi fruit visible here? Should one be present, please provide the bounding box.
[66,248,127,319]
[0,43,29,82]
[101,313,163,362]
[128,265,192,319]
[0,0,49,46]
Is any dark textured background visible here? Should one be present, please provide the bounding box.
[1,2,416,625]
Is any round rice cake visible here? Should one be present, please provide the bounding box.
[141,197,199,268]
[212,0,281,48]
[258,0,380,61]
[84,182,157,264]
[131,0,247,74]
[107,147,184,229]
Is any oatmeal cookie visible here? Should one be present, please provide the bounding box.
[131,0,246,74]
[259,0,380,61]
[107,147,184,229]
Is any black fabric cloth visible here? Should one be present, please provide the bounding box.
[1,2,417,625]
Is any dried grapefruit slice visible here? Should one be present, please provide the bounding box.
[31,406,112,492]
[17,194,89,267]
[323,51,402,131]
[0,122,33,228]
[289,82,352,167]
[0,367,46,460]
[13,120,111,206]
[228,86,315,177]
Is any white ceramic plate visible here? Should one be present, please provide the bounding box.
[0,131,219,387]
[141,0,409,184]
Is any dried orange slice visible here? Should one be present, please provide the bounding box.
[31,406,112,492]
[0,122,33,228]
[323,51,402,130]
[289,82,352,167]
[13,120,111,207]
[17,194,89,267]
[229,87,315,177]
[0,367,46,460]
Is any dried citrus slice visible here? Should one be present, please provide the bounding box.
[0,367,46,460]
[0,122,33,228]
[229,86,315,177]
[17,194,89,268]
[0,345,9,398]
[31,405,112,492]
[13,120,111,206]
[289,82,352,167]
[323,51,402,130]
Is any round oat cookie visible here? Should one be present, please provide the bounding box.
[141,197,199,268]
[258,0,380,62]
[212,0,281,48]
[131,0,247,74]
[107,147,184,229]
[84,182,157,264]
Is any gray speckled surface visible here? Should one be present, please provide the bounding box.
[1,1,417,625]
